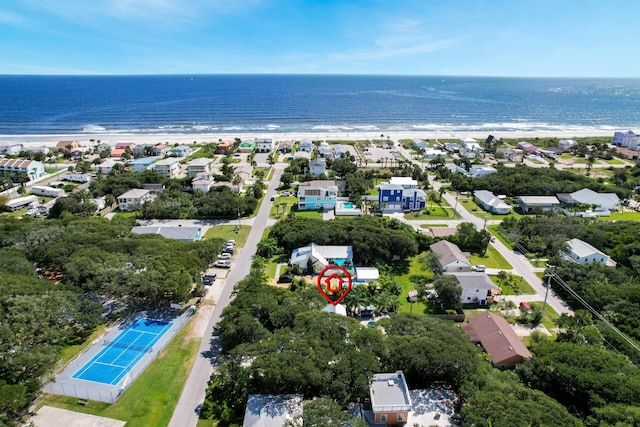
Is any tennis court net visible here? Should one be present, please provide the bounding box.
[103,339,152,353]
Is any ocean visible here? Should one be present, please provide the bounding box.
[0,75,638,135]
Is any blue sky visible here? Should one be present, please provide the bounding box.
[1,0,638,76]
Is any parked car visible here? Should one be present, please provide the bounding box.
[202,271,217,285]
[214,260,231,268]
[226,240,236,245]
[222,246,234,254]
[218,253,232,260]
[277,274,294,283]
[281,191,291,196]
[472,265,486,272]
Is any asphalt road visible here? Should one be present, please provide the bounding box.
[168,166,283,427]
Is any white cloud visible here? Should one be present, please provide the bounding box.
[330,37,459,61]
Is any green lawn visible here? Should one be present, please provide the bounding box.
[404,204,458,220]
[601,158,624,165]
[487,225,514,250]
[43,319,201,427]
[490,275,535,295]
[294,210,323,219]
[597,211,640,221]
[110,212,139,220]
[203,224,251,246]
[468,245,513,270]
[394,253,434,314]
[59,324,108,365]
[270,196,298,218]
[560,153,588,164]
[529,301,560,337]
[460,198,521,220]
[419,223,449,228]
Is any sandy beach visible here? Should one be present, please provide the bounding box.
[0,130,615,150]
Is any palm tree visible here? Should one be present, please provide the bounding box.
[257,237,278,258]
[250,256,268,278]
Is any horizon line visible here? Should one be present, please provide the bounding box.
[1,73,639,79]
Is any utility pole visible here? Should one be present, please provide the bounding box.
[542,264,555,316]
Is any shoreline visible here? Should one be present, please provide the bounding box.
[0,130,617,149]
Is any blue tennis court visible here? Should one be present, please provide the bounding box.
[72,317,173,385]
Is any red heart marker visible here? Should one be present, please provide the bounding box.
[317,265,352,306]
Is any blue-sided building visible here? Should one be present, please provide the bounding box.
[378,182,426,212]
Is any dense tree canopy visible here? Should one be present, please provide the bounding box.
[449,164,632,199]
[269,216,424,265]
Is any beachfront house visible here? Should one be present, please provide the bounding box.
[277,140,293,153]
[289,243,353,274]
[297,180,339,210]
[56,140,79,152]
[215,141,233,154]
[612,131,638,149]
[561,238,615,267]
[117,189,155,211]
[462,313,532,368]
[412,139,428,149]
[517,141,538,153]
[298,139,314,152]
[242,394,303,427]
[152,157,180,178]
[238,141,256,153]
[460,138,480,151]
[256,137,275,153]
[128,157,157,173]
[0,142,23,155]
[445,272,500,305]
[516,195,560,213]
[558,139,578,151]
[369,371,412,425]
[474,190,511,214]
[429,240,472,272]
[0,159,45,182]
[171,145,193,157]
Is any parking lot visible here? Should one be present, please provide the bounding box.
[363,145,401,163]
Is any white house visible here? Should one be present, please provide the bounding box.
[559,188,620,213]
[612,131,638,150]
[186,158,213,177]
[460,138,481,151]
[0,142,24,155]
[474,190,511,214]
[256,137,275,153]
[96,159,117,175]
[31,185,65,198]
[308,158,327,176]
[298,139,314,152]
[517,196,560,213]
[389,176,418,189]
[562,238,615,267]
[128,157,156,173]
[0,159,45,181]
[117,189,155,211]
[429,240,471,272]
[152,157,181,178]
[558,139,578,151]
[469,165,497,178]
[445,272,500,305]
[243,394,303,427]
[289,243,353,274]
[63,172,93,183]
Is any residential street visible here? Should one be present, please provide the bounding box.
[168,166,283,427]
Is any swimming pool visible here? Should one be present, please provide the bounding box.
[343,203,354,209]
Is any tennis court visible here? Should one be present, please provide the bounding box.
[72,317,173,385]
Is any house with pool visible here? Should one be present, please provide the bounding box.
[378,177,426,212]
[297,180,344,210]
[289,243,354,274]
